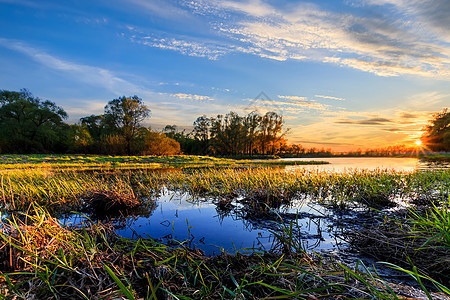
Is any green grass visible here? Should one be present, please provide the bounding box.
[0,154,328,171]
[1,204,446,299]
[1,167,449,212]
[0,159,449,298]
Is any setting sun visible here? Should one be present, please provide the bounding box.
[415,140,423,146]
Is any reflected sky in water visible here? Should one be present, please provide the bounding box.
[113,192,337,256]
[281,157,420,172]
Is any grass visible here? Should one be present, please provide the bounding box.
[1,204,446,299]
[0,157,449,298]
[1,167,449,212]
[0,154,328,171]
[350,195,450,287]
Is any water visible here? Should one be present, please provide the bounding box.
[281,157,426,172]
[66,191,338,256]
[61,157,447,256]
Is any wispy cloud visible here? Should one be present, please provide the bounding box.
[120,0,193,20]
[277,95,330,111]
[314,95,345,101]
[278,95,308,102]
[336,117,393,125]
[167,93,214,101]
[0,38,224,124]
[131,33,228,60]
[153,0,450,78]
[0,38,145,95]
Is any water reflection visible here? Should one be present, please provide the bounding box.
[280,157,449,172]
[60,190,339,256]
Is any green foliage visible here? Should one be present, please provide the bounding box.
[422,108,450,151]
[189,111,288,156]
[0,89,68,153]
[103,95,150,155]
[68,124,93,153]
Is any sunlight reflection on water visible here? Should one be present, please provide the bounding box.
[281,157,421,172]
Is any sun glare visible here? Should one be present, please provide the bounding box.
[415,140,423,146]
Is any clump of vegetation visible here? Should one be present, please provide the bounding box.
[350,196,450,285]
[83,190,140,215]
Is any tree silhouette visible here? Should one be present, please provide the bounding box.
[422,108,450,151]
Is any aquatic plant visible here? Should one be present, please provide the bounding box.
[1,204,445,299]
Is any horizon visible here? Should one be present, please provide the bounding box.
[1,0,449,151]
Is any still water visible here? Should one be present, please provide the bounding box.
[111,192,336,256]
[280,157,450,172]
[281,157,442,172]
[63,157,447,256]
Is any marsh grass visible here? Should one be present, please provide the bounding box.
[0,161,449,298]
[1,167,449,213]
[1,204,445,299]
[350,197,450,287]
[0,154,328,171]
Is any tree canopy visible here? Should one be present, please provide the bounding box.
[103,95,151,155]
[0,89,68,153]
[422,108,450,151]
[189,111,288,156]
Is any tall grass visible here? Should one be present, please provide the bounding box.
[2,203,443,299]
[1,167,449,211]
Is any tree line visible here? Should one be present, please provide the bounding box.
[0,89,289,155]
[0,89,448,155]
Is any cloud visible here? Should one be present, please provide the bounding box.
[336,117,393,125]
[361,0,450,42]
[132,34,228,60]
[0,38,229,125]
[278,95,308,101]
[176,0,450,78]
[399,112,417,119]
[167,93,214,101]
[277,96,330,111]
[121,0,193,20]
[0,38,149,96]
[314,95,345,101]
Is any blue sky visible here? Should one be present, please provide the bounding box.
[1,0,449,151]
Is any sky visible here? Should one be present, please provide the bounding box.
[0,0,449,151]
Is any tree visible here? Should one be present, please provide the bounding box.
[142,129,180,155]
[193,115,210,154]
[103,95,150,155]
[422,108,450,151]
[0,89,68,153]
[68,124,93,153]
[243,111,261,155]
[80,114,105,141]
[259,112,286,154]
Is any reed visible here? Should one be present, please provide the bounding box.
[1,162,449,298]
[1,204,445,299]
[1,167,449,212]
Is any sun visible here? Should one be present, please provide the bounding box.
[414,140,423,146]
